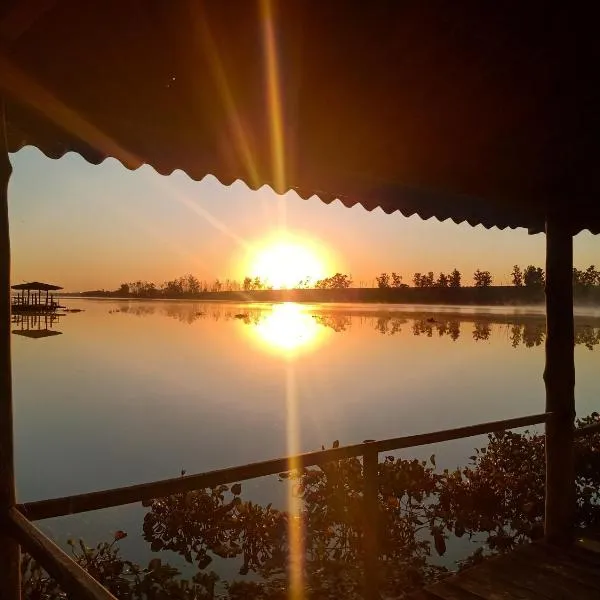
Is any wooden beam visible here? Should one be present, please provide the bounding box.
[544,217,575,544]
[0,98,19,599]
[20,412,548,521]
[5,507,117,600]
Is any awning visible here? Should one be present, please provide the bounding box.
[1,1,598,233]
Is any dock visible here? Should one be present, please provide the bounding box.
[11,281,63,313]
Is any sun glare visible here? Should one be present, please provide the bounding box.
[253,303,321,353]
[249,239,327,289]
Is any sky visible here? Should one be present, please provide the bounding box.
[8,147,600,291]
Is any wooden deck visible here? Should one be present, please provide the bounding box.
[414,533,600,599]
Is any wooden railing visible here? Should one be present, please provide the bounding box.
[6,411,568,600]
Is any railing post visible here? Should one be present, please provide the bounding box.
[363,444,379,599]
[0,99,20,598]
[544,217,575,545]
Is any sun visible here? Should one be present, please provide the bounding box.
[248,236,327,289]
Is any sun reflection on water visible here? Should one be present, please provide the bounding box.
[251,303,323,354]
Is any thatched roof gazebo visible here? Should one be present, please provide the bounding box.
[0,2,598,598]
[11,282,62,291]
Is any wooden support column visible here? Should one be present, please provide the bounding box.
[363,445,379,599]
[544,217,575,545]
[0,99,20,599]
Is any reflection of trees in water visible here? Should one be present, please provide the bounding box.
[377,315,600,350]
[575,326,600,350]
[447,321,460,341]
[511,322,545,348]
[114,304,600,350]
[376,316,406,335]
[409,318,461,341]
[24,415,600,599]
[472,322,491,341]
[313,314,352,332]
[115,304,156,317]
[412,319,434,337]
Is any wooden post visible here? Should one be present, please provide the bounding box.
[544,217,575,545]
[363,445,379,599]
[0,101,20,597]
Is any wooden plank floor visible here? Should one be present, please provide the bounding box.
[413,533,600,599]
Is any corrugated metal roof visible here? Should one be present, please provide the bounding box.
[1,1,598,233]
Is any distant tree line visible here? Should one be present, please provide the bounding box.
[115,275,274,298]
[99,265,600,298]
[511,264,600,289]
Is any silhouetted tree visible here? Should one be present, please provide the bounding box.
[523,266,544,288]
[585,265,600,287]
[449,269,461,288]
[511,265,523,287]
[437,273,449,288]
[376,273,391,288]
[296,277,312,289]
[129,280,157,297]
[413,272,435,288]
[574,265,600,288]
[117,283,130,296]
[391,272,403,288]
[162,277,185,296]
[316,273,352,289]
[473,269,492,288]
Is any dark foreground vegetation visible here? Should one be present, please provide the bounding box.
[24,414,600,599]
[75,265,600,305]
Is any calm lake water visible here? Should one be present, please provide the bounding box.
[12,299,600,578]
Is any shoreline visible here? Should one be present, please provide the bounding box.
[62,285,600,307]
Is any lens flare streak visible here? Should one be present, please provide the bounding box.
[261,0,286,193]
[286,363,304,600]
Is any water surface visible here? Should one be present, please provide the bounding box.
[12,299,600,572]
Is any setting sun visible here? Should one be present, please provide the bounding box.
[248,237,328,289]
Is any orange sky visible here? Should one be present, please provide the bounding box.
[8,147,600,291]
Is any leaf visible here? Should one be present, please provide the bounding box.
[332,440,339,449]
[148,558,162,571]
[231,483,242,496]
[197,554,213,569]
[430,454,436,467]
[114,530,127,541]
[434,532,447,556]
[213,544,230,558]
